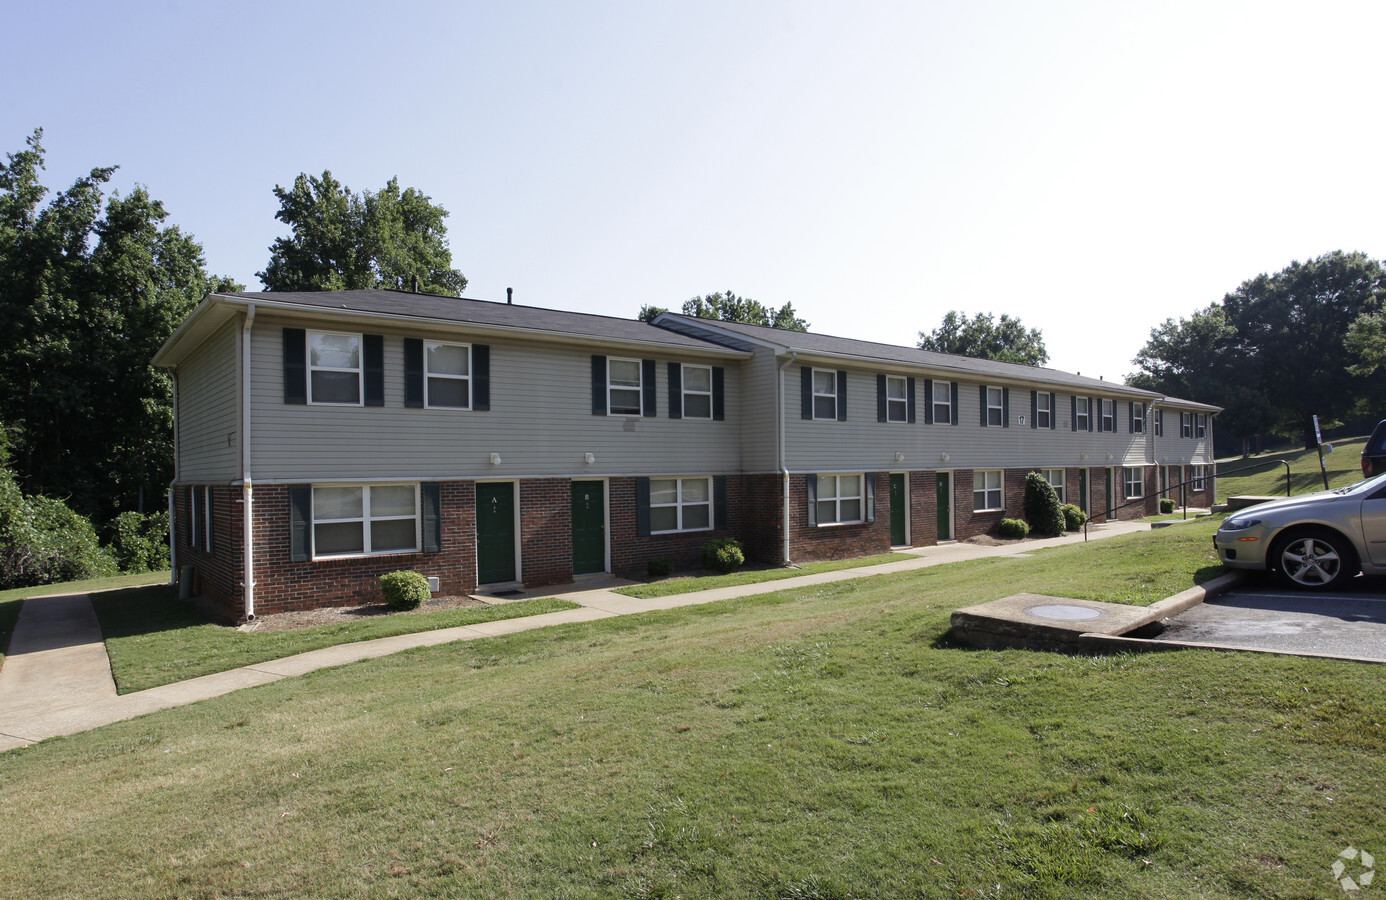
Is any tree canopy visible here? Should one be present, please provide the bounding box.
[639,290,808,331]
[918,311,1048,366]
[258,171,467,296]
[0,129,239,522]
[1129,251,1386,446]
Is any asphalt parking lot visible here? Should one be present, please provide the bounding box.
[1156,574,1386,662]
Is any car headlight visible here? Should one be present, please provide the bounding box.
[1221,517,1262,532]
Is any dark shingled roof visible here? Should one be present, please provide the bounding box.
[218,289,744,354]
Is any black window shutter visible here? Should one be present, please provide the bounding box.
[473,344,490,410]
[421,482,441,553]
[876,374,887,422]
[979,385,988,426]
[591,355,607,415]
[865,473,876,524]
[906,377,916,423]
[800,366,812,419]
[1071,395,1077,432]
[951,382,959,426]
[714,475,728,530]
[289,485,312,563]
[1128,402,1134,433]
[283,328,307,404]
[404,338,424,408]
[1049,393,1056,430]
[1089,396,1097,432]
[1002,388,1010,428]
[923,378,934,425]
[836,370,847,421]
[363,334,384,406]
[667,362,682,419]
[641,359,656,417]
[1030,390,1038,429]
[805,474,818,527]
[636,477,651,536]
[712,367,725,420]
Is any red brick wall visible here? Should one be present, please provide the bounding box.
[521,478,572,587]
[785,472,893,563]
[909,470,939,546]
[174,483,243,621]
[607,476,745,578]
[739,473,784,566]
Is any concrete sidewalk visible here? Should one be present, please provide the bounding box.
[0,520,1151,753]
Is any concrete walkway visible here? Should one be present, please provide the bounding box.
[0,521,1151,753]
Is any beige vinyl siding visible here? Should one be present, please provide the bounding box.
[740,349,782,472]
[177,317,240,481]
[250,316,742,481]
[1154,406,1215,466]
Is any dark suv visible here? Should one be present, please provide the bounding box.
[1363,420,1386,477]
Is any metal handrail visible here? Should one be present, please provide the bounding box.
[1079,458,1292,541]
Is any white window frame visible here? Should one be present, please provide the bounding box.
[973,469,1003,512]
[1191,465,1207,491]
[681,364,713,420]
[311,483,421,560]
[1132,403,1144,434]
[1035,392,1052,429]
[985,386,1004,426]
[1181,412,1192,438]
[812,368,839,420]
[885,375,908,423]
[1196,414,1207,439]
[1154,409,1163,437]
[932,380,952,424]
[608,357,643,416]
[1124,467,1144,499]
[649,476,713,534]
[1075,397,1090,431]
[425,340,471,409]
[1042,468,1065,504]
[816,474,864,525]
[308,331,363,406]
[1100,398,1115,432]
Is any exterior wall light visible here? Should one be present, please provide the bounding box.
[585,452,596,464]
[895,452,905,463]
[490,452,502,465]
[940,452,950,463]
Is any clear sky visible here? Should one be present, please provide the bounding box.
[7,0,1384,383]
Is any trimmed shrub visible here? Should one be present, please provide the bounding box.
[0,466,116,589]
[700,537,745,574]
[1022,471,1066,537]
[996,517,1029,539]
[111,510,170,574]
[1061,504,1088,531]
[646,556,674,578]
[380,570,431,610]
[1159,498,1175,514]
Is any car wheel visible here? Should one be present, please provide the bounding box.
[1270,528,1359,590]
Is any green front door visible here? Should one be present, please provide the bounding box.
[889,474,907,546]
[1078,469,1089,514]
[571,480,605,575]
[476,482,516,584]
[935,472,951,541]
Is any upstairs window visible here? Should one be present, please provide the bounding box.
[1131,402,1144,433]
[1075,397,1090,431]
[985,386,1004,426]
[1036,392,1052,429]
[608,358,643,415]
[932,380,952,424]
[425,342,470,408]
[1181,413,1193,438]
[682,365,713,419]
[1100,399,1115,432]
[309,332,362,404]
[813,368,839,420]
[1154,409,1163,436]
[1196,414,1207,439]
[885,375,908,423]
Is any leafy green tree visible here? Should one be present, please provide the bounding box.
[649,290,808,331]
[637,304,668,323]
[918,311,1048,366]
[1346,310,1386,376]
[258,171,467,295]
[0,128,237,521]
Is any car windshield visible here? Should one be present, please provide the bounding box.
[1331,471,1386,495]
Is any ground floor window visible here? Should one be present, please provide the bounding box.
[816,474,863,524]
[973,470,1002,511]
[1191,465,1207,491]
[1124,467,1144,499]
[650,476,712,532]
[313,483,420,558]
[1042,468,1065,504]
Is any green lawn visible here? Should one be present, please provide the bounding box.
[0,570,171,664]
[5,519,1374,898]
[616,552,915,599]
[90,587,579,694]
[1215,434,1368,501]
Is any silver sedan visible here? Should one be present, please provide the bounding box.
[1214,472,1386,589]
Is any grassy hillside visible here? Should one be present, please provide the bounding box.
[2,520,1382,898]
[1214,434,1368,501]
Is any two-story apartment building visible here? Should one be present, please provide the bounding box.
[153,289,1219,622]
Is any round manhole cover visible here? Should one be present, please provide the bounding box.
[1026,604,1102,621]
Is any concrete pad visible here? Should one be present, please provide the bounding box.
[0,594,116,717]
[952,593,1159,652]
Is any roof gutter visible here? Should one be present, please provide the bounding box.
[241,304,256,622]
[778,351,798,566]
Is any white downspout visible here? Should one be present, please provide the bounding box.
[777,351,797,566]
[242,304,256,621]
[168,371,179,585]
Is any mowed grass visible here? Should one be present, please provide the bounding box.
[1215,434,1368,501]
[0,570,170,664]
[90,588,579,694]
[616,552,916,599]
[4,519,1373,898]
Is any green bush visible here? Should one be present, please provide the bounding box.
[1159,498,1175,514]
[111,511,170,573]
[996,518,1029,539]
[646,556,674,578]
[0,466,116,589]
[1061,504,1088,531]
[1022,471,1066,537]
[380,570,431,610]
[700,537,745,573]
